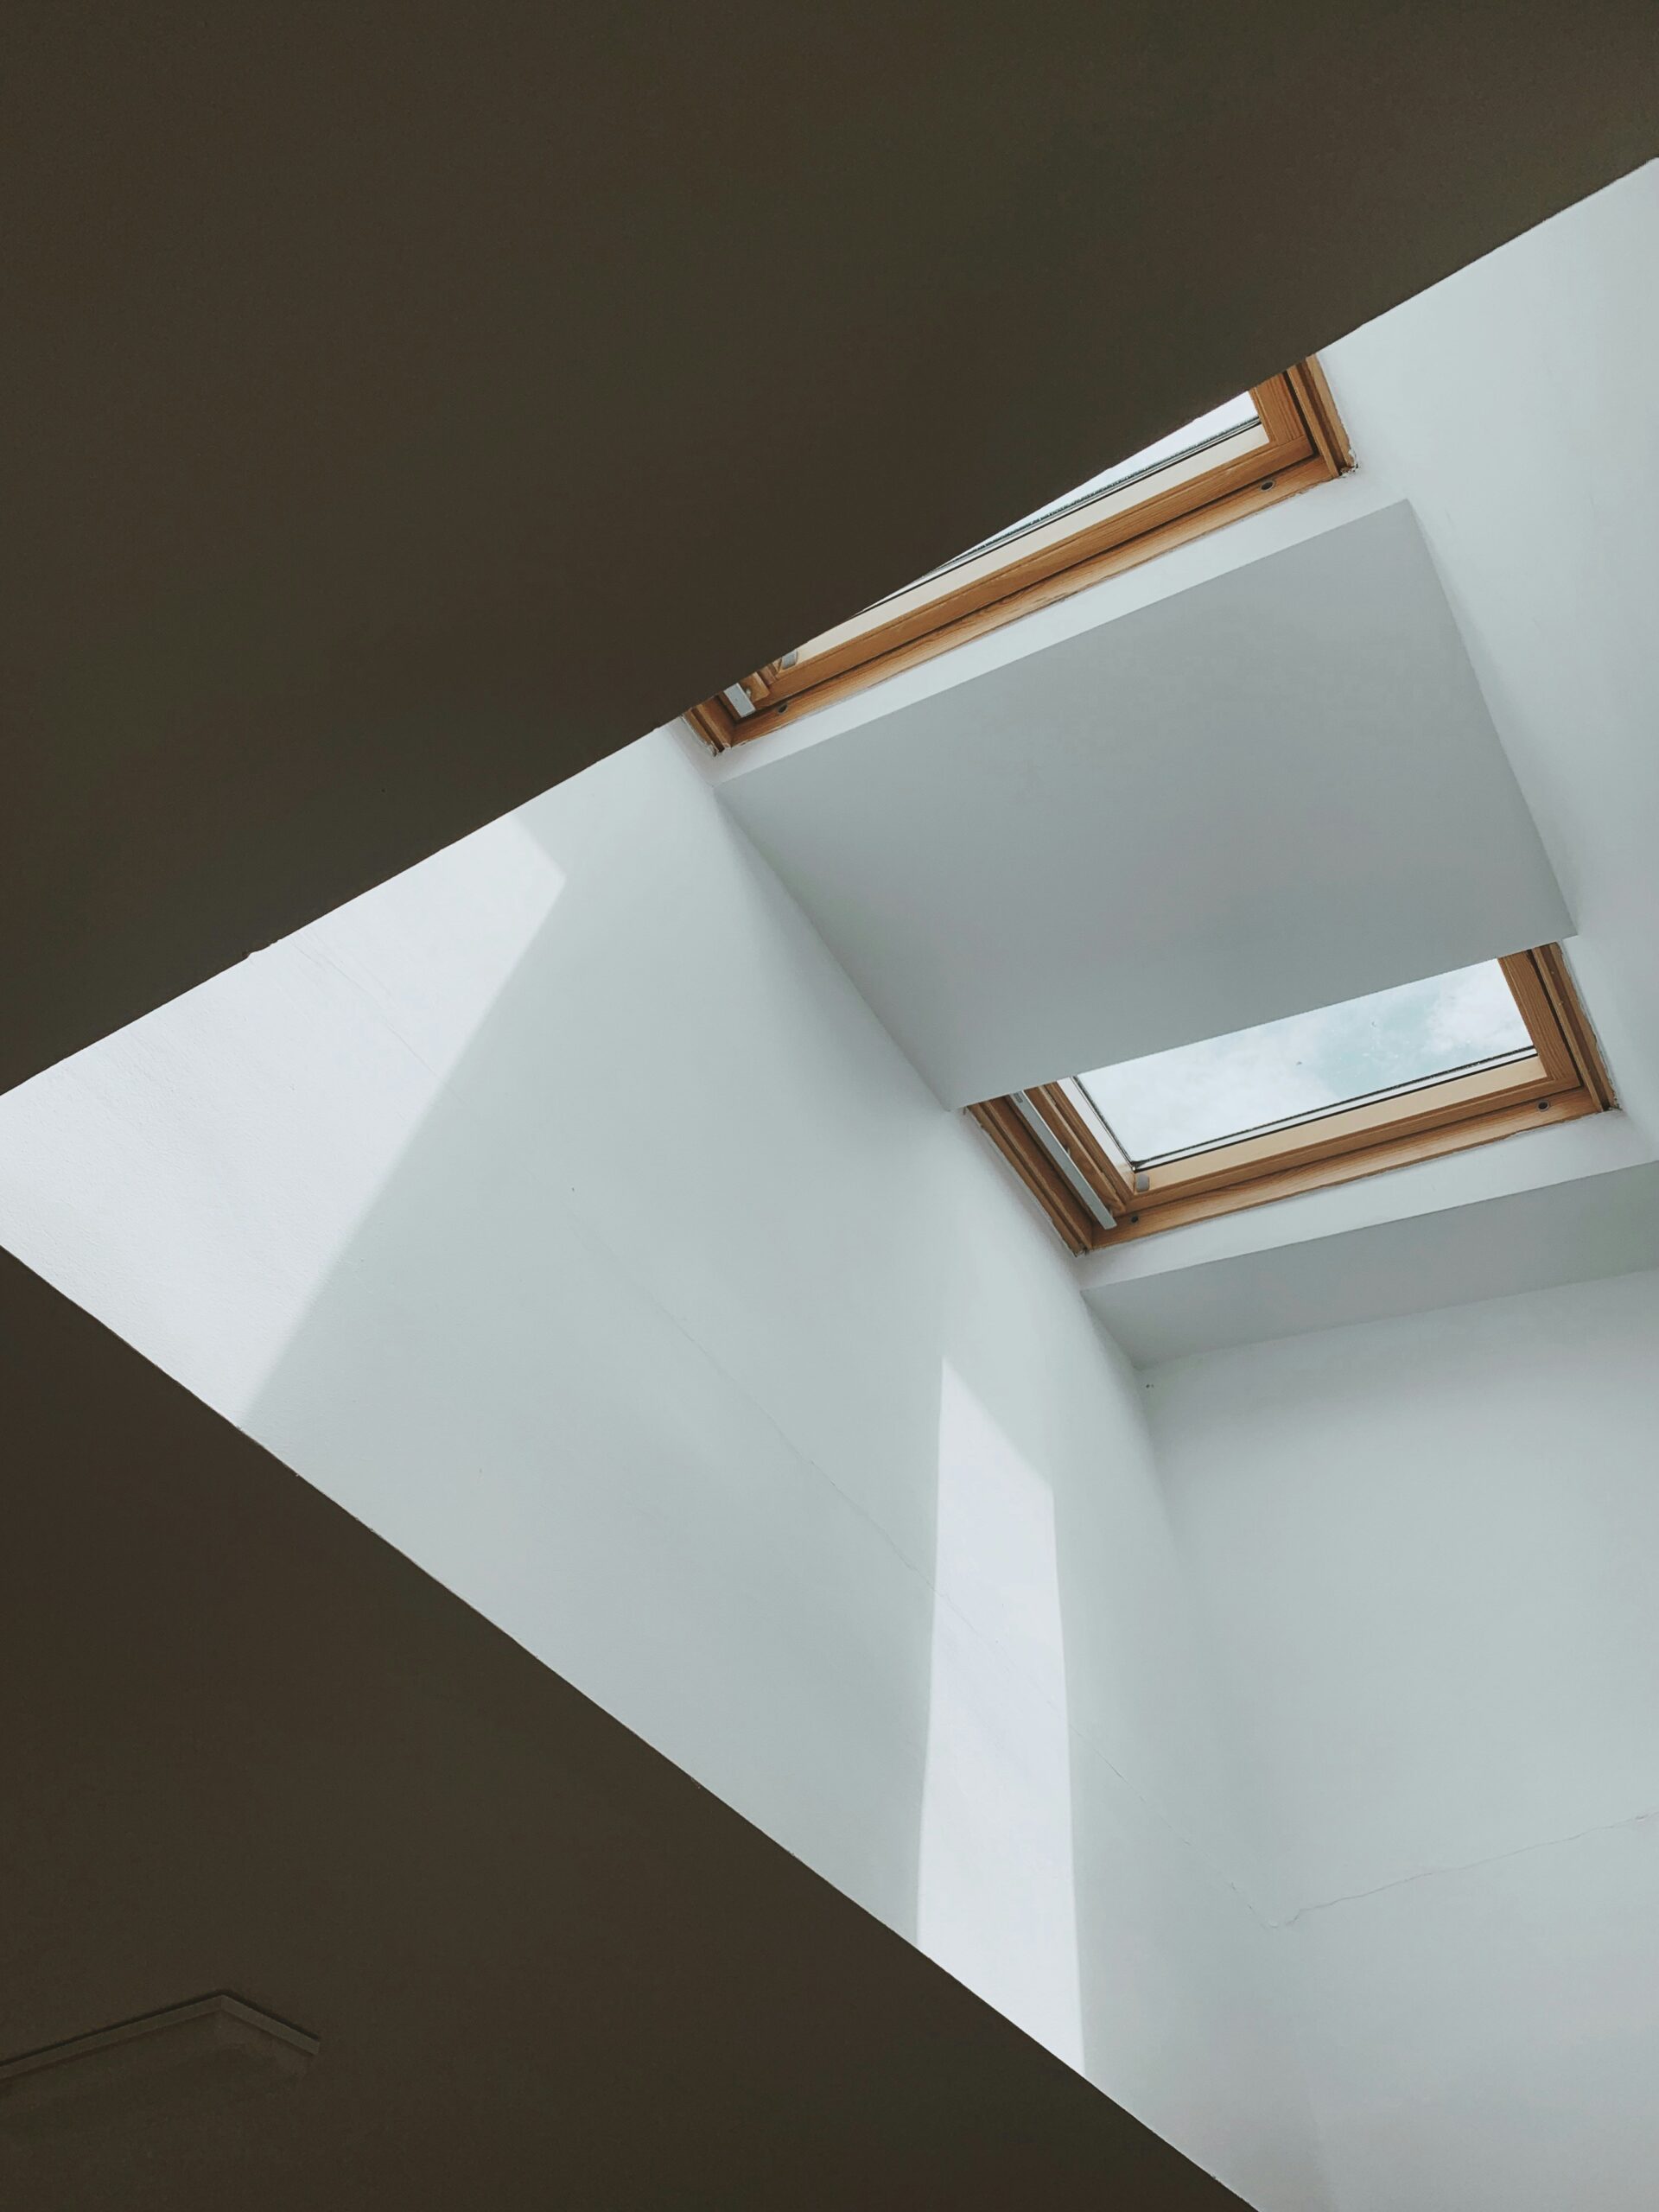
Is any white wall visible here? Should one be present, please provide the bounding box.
[1322,160,1659,1149]
[0,727,1322,2209]
[1132,168,1659,2209]
[1147,1269,1659,2210]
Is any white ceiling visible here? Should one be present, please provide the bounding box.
[1084,1159,1659,1369]
[719,501,1569,1108]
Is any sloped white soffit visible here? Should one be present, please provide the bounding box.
[720,500,1569,1108]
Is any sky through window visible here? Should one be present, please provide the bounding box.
[1078,961,1532,1166]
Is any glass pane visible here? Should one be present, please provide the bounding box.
[1078,961,1532,1166]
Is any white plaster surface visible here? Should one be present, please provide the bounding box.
[1084,1154,1659,1368]
[719,501,1567,1107]
[1131,169,1659,2209]
[1148,1268,1659,2211]
[1322,162,1659,1162]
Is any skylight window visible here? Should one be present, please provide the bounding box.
[686,361,1351,748]
[968,947,1615,1253]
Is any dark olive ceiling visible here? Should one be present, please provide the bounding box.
[3,3,1654,1093]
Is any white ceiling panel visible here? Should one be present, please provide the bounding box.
[1084,1160,1659,1370]
[719,502,1569,1106]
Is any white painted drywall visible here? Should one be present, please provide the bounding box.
[1084,1154,1659,1367]
[0,728,1323,2210]
[1147,1268,1659,2212]
[719,501,1568,1106]
[1322,160,1659,1150]
[1077,1092,1652,1299]
[1127,169,1659,2211]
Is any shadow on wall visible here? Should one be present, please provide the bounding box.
[0,819,568,1423]
[242,731,955,1942]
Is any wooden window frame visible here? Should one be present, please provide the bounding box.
[968,946,1617,1255]
[687,359,1351,750]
